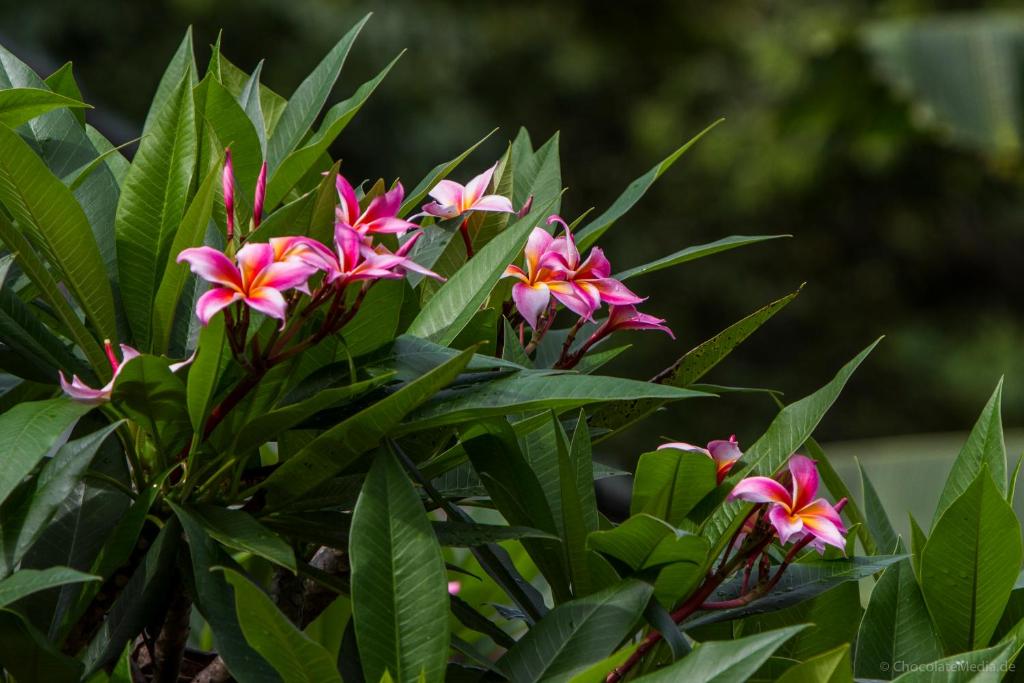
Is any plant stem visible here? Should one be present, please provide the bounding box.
[151,585,191,683]
[459,217,474,257]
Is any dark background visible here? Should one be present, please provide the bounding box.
[3,0,1022,463]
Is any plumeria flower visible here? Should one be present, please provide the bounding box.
[728,455,847,552]
[60,340,192,404]
[321,225,422,286]
[223,147,269,239]
[592,304,675,340]
[177,243,318,326]
[420,163,515,219]
[447,581,461,596]
[658,435,742,483]
[543,216,644,318]
[363,231,445,282]
[335,174,418,238]
[502,227,577,329]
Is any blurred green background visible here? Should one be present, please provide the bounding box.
[4,0,1024,484]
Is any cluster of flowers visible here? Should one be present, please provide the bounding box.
[660,437,847,552]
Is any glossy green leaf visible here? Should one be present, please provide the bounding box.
[266,52,401,208]
[854,558,942,680]
[44,62,85,125]
[115,69,197,349]
[587,514,709,572]
[890,642,1014,682]
[804,436,874,556]
[631,449,717,526]
[143,28,194,132]
[185,314,227,432]
[406,194,559,344]
[575,119,722,251]
[350,449,448,683]
[858,457,900,554]
[111,355,191,453]
[266,15,370,169]
[510,128,561,213]
[616,234,789,281]
[201,75,263,202]
[498,580,652,683]
[0,398,90,506]
[188,504,296,572]
[590,287,801,437]
[403,371,709,432]
[921,467,1022,652]
[0,87,89,128]
[0,123,116,339]
[433,521,558,545]
[221,567,341,683]
[933,378,1007,525]
[219,55,287,137]
[777,644,852,683]
[0,566,97,607]
[909,513,927,580]
[0,278,87,383]
[262,347,474,508]
[633,626,806,683]
[703,339,880,551]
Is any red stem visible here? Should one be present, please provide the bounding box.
[459,218,474,258]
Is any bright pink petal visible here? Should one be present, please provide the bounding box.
[196,287,242,325]
[503,264,528,282]
[59,372,110,403]
[799,499,846,532]
[360,184,405,226]
[177,247,242,290]
[523,228,555,278]
[223,149,236,237]
[576,246,612,279]
[235,243,275,290]
[463,164,497,207]
[800,513,847,551]
[335,174,361,226]
[243,286,288,324]
[469,194,515,213]
[708,438,743,468]
[117,344,141,371]
[334,224,364,272]
[253,161,267,228]
[512,282,551,329]
[362,216,418,235]
[427,179,465,209]
[768,506,805,544]
[548,281,598,320]
[421,202,461,219]
[602,305,675,338]
[788,454,819,511]
[447,581,461,596]
[728,476,792,507]
[591,277,644,306]
[252,259,316,292]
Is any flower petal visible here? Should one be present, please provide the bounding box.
[523,228,554,276]
[800,513,847,551]
[799,499,846,532]
[788,454,819,510]
[512,282,551,329]
[196,287,242,325]
[335,174,361,226]
[252,259,317,292]
[657,442,711,456]
[235,243,275,290]
[576,246,612,279]
[591,277,644,306]
[177,247,242,290]
[469,194,514,213]
[59,372,110,404]
[548,281,598,320]
[728,476,792,507]
[427,179,465,209]
[768,505,805,544]
[421,202,461,219]
[463,164,497,207]
[244,286,289,324]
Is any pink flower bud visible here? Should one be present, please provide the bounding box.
[253,161,267,230]
[223,148,236,240]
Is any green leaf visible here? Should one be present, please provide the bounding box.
[220,567,341,683]
[587,514,709,572]
[777,644,852,683]
[615,234,789,281]
[143,28,195,132]
[266,52,402,209]
[933,378,1007,525]
[185,314,228,432]
[0,566,97,607]
[266,15,370,169]
[854,559,942,680]
[575,119,722,251]
[510,129,561,213]
[0,87,89,128]
[632,626,806,683]
[909,512,927,580]
[151,157,219,353]
[631,449,717,526]
[111,355,191,454]
[804,436,874,555]
[233,373,394,453]
[44,62,85,125]
[403,371,709,432]
[702,339,880,551]
[921,467,1022,652]
[497,579,652,683]
[399,129,496,217]
[858,457,900,554]
[0,421,121,575]
[172,503,280,681]
[890,642,1014,682]
[187,504,296,572]
[115,69,197,349]
[0,398,90,506]
[0,278,87,383]
[261,347,474,508]
[0,122,117,339]
[350,448,449,683]
[590,287,801,438]
[0,608,82,683]
[201,75,263,202]
[406,194,560,344]
[432,521,558,545]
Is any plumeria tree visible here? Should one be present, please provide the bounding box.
[0,14,1022,683]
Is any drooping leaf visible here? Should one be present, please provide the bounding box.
[920,467,1022,652]
[221,567,342,683]
[350,449,449,683]
[497,580,652,683]
[0,567,98,608]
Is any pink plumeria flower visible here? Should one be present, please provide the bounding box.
[335,174,418,238]
[658,435,742,484]
[320,225,419,286]
[177,243,318,327]
[728,455,847,552]
[60,340,192,404]
[502,227,570,329]
[363,230,445,282]
[421,163,515,220]
[543,216,644,319]
[592,304,675,341]
[447,581,461,596]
